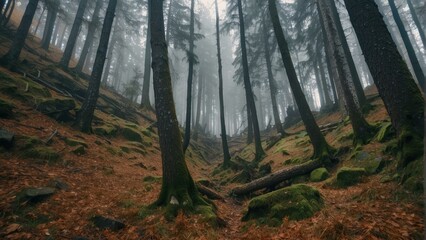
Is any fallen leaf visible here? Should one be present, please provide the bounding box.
[4,224,21,235]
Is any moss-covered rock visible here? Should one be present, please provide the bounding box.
[375,122,395,142]
[121,127,143,142]
[93,125,118,137]
[71,145,86,155]
[335,167,366,188]
[36,98,76,114]
[242,184,323,224]
[15,135,41,149]
[64,138,88,148]
[21,147,61,163]
[0,99,14,118]
[310,168,329,182]
[401,158,423,193]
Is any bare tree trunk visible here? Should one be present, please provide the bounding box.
[60,0,88,68]
[407,0,426,49]
[3,0,15,26]
[1,0,40,68]
[75,0,118,133]
[33,5,45,35]
[41,2,58,50]
[141,0,152,109]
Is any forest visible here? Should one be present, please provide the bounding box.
[0,0,425,239]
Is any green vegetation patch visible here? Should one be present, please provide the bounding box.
[93,124,118,137]
[64,138,88,148]
[401,158,423,193]
[375,121,395,142]
[121,127,143,142]
[242,184,323,225]
[21,147,61,163]
[310,168,329,182]
[334,167,366,188]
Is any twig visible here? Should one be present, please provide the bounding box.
[43,129,58,144]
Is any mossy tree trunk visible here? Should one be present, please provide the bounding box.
[343,0,424,167]
[141,0,152,109]
[149,0,214,219]
[75,0,103,73]
[319,0,374,144]
[262,17,285,137]
[215,0,231,167]
[237,0,265,162]
[268,0,332,160]
[0,0,39,68]
[388,0,425,89]
[182,0,196,153]
[60,0,88,68]
[75,0,117,133]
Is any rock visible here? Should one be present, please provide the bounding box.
[310,168,329,182]
[37,98,76,114]
[48,178,69,190]
[259,162,272,177]
[72,237,89,240]
[121,127,143,142]
[364,157,385,174]
[375,122,395,142]
[0,99,14,118]
[91,216,125,231]
[21,146,61,163]
[65,138,88,148]
[401,159,423,193]
[16,187,56,204]
[335,167,366,188]
[93,125,117,137]
[0,129,14,149]
[71,145,86,155]
[242,184,323,225]
[354,151,369,161]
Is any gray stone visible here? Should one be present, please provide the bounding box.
[91,216,125,231]
[0,129,14,149]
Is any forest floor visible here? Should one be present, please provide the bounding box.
[0,15,424,240]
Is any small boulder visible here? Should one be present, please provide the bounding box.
[48,178,69,190]
[335,167,366,188]
[65,138,88,148]
[16,187,56,204]
[91,216,125,231]
[71,145,86,155]
[364,157,385,174]
[242,184,323,225]
[37,98,76,114]
[0,99,14,118]
[0,129,14,149]
[310,168,329,182]
[21,146,61,163]
[93,125,117,137]
[121,127,143,142]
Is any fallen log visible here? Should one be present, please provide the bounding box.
[196,183,224,200]
[230,160,322,196]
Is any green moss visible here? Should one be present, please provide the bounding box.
[375,122,395,142]
[15,135,41,149]
[36,98,75,114]
[335,167,366,188]
[71,145,86,155]
[93,125,118,137]
[397,130,423,169]
[64,138,88,148]
[310,168,329,182]
[242,184,323,224]
[401,158,423,193]
[21,147,61,163]
[284,157,308,166]
[121,127,143,142]
[143,176,162,183]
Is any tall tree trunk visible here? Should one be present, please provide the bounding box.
[75,0,103,72]
[407,0,426,49]
[182,0,196,153]
[269,0,332,160]
[41,2,58,51]
[344,0,424,167]
[328,0,369,109]
[313,58,325,108]
[0,0,39,68]
[237,0,265,162]
[1,0,12,24]
[0,0,5,16]
[319,0,374,144]
[33,5,45,35]
[215,0,231,167]
[193,73,203,140]
[149,0,214,220]
[388,0,425,89]
[60,0,88,68]
[141,0,152,109]
[316,44,333,108]
[58,22,67,49]
[262,19,285,137]
[3,0,15,26]
[74,0,118,133]
[165,0,172,44]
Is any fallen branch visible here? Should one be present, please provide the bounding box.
[230,160,321,196]
[196,183,224,201]
[43,129,58,144]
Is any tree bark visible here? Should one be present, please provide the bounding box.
[328,0,369,109]
[231,160,322,196]
[388,0,425,89]
[0,0,39,68]
[193,73,202,140]
[33,5,45,35]
[319,0,374,144]
[75,0,103,72]
[149,0,213,219]
[41,2,58,50]
[60,0,88,68]
[74,0,118,133]
[262,18,285,137]
[3,0,15,26]
[237,0,265,162]
[407,0,426,50]
[182,0,196,153]
[141,0,152,109]
[269,0,332,160]
[344,0,424,166]
[316,44,333,108]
